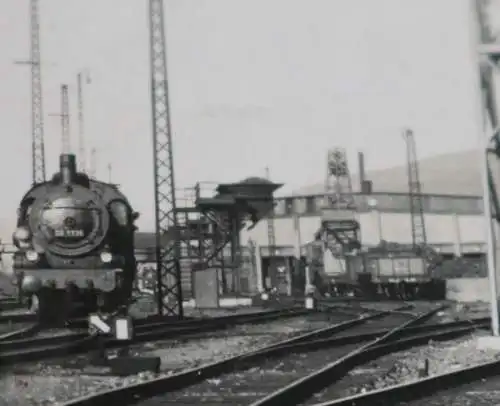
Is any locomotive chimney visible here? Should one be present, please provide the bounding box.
[60,153,77,185]
[358,151,366,188]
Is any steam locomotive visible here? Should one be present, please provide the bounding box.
[12,153,139,321]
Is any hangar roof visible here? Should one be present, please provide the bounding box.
[291,149,483,198]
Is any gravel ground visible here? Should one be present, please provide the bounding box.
[0,312,343,406]
[403,375,500,406]
[311,329,500,404]
[0,297,491,406]
[435,301,489,323]
[129,294,270,319]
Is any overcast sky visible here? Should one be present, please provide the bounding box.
[0,0,494,234]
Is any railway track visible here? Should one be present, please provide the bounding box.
[130,307,441,406]
[0,322,41,342]
[51,303,490,406]
[299,333,500,406]
[0,299,410,343]
[0,307,336,365]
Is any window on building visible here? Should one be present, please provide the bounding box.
[293,197,307,215]
[387,195,410,211]
[273,199,286,216]
[426,196,449,212]
[284,198,294,215]
[306,196,316,214]
[314,196,326,212]
[450,197,482,214]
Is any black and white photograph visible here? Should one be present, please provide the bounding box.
[1,0,500,405]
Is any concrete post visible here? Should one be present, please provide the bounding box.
[255,245,264,293]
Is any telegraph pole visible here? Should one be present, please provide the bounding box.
[49,85,71,154]
[77,70,91,172]
[15,0,46,184]
[149,0,183,317]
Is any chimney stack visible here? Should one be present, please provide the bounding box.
[358,151,366,188]
[358,151,373,194]
[60,153,77,185]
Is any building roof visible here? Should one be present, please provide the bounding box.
[291,149,484,197]
[240,177,273,185]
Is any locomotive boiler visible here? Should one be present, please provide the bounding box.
[12,153,139,321]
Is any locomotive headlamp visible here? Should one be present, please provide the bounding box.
[100,251,113,263]
[14,227,30,241]
[25,250,39,262]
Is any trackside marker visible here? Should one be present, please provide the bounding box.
[89,314,111,334]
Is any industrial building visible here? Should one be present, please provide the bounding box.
[129,148,489,301]
[0,148,490,303]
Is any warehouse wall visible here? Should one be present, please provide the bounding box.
[242,212,486,255]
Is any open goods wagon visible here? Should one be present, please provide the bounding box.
[306,240,444,299]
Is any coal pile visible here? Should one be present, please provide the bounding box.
[433,257,487,279]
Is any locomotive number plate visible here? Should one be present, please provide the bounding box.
[55,229,84,238]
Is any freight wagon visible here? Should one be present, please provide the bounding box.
[306,241,443,299]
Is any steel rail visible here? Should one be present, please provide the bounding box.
[0,307,304,342]
[282,326,488,406]
[0,306,293,324]
[0,322,42,342]
[259,317,488,355]
[0,307,389,365]
[0,307,310,343]
[307,335,500,406]
[53,320,491,406]
[56,306,426,406]
[247,306,445,406]
[0,302,411,353]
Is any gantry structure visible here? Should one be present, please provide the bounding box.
[148,0,182,316]
[148,1,281,316]
[318,147,360,256]
[472,0,500,335]
[403,129,427,248]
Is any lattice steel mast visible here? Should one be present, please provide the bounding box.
[49,84,71,154]
[77,71,90,172]
[403,129,427,247]
[149,0,183,317]
[319,147,360,254]
[89,147,96,178]
[60,84,70,154]
[16,0,46,184]
[325,148,355,209]
[265,167,276,258]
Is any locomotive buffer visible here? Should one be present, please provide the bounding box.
[88,307,161,375]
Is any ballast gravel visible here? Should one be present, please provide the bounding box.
[330,330,500,400]
[0,313,339,406]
